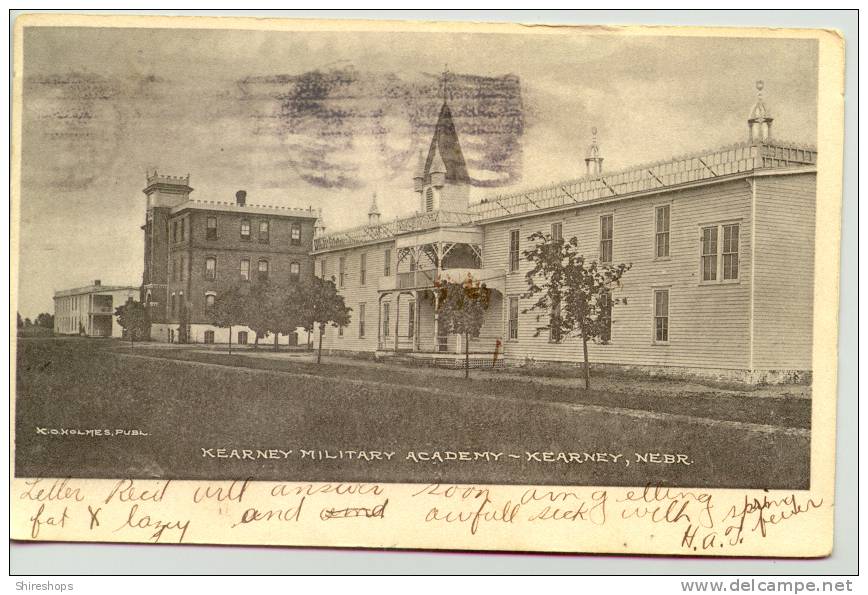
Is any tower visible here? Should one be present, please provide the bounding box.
[413,68,471,213]
[141,171,192,322]
[314,207,327,238]
[748,80,773,144]
[585,127,604,177]
[368,192,381,226]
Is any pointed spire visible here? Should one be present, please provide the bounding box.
[367,192,381,225]
[585,127,604,177]
[430,144,447,175]
[424,102,470,184]
[748,80,774,144]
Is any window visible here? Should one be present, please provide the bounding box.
[701,226,719,281]
[339,257,346,288]
[173,221,178,243]
[291,222,301,246]
[205,294,216,308]
[359,303,366,338]
[240,219,251,240]
[408,302,415,338]
[382,302,390,338]
[360,253,367,286]
[600,215,613,263]
[179,255,185,281]
[409,253,417,272]
[338,324,344,337]
[258,259,269,280]
[180,218,186,241]
[238,331,248,345]
[170,293,176,317]
[549,301,562,343]
[551,222,563,243]
[205,257,216,281]
[599,291,612,343]
[320,258,327,279]
[508,297,519,340]
[383,249,391,276]
[722,224,739,280]
[240,258,250,281]
[654,289,669,343]
[289,261,300,282]
[204,330,214,344]
[206,216,217,240]
[259,220,270,243]
[509,229,520,273]
[655,205,670,258]
[425,188,434,212]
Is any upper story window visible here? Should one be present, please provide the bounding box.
[257,259,269,280]
[551,222,563,243]
[360,253,367,286]
[509,229,520,273]
[172,221,178,243]
[180,218,186,241]
[289,261,300,282]
[339,256,346,288]
[383,249,392,276]
[206,216,217,240]
[600,214,613,263]
[240,258,250,281]
[205,293,216,308]
[179,255,185,281]
[291,222,301,246]
[655,206,670,258]
[259,220,270,243]
[700,223,740,283]
[205,257,217,281]
[425,188,434,212]
[240,219,251,240]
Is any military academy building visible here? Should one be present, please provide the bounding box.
[310,83,816,384]
[140,173,318,345]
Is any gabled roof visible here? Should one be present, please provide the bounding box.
[424,102,470,184]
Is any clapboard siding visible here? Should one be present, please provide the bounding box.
[482,178,754,369]
[751,173,816,370]
[316,241,393,352]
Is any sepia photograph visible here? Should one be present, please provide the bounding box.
[10,12,845,558]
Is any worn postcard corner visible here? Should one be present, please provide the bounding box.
[10,13,844,558]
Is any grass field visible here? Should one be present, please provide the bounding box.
[14,338,811,488]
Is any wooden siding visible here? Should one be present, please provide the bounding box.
[751,173,816,370]
[482,178,755,369]
[317,241,393,352]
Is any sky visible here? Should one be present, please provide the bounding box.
[16,24,818,317]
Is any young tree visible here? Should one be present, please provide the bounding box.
[523,231,631,389]
[245,279,275,350]
[209,284,247,355]
[435,276,492,379]
[115,298,148,347]
[272,282,310,352]
[307,276,351,364]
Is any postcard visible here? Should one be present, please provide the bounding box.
[10,13,844,557]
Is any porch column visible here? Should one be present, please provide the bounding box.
[414,291,421,351]
[433,291,439,352]
[394,293,400,351]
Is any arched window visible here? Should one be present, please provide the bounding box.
[205,257,217,281]
[289,261,300,282]
[258,259,269,280]
[205,293,216,308]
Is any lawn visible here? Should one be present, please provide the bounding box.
[14,338,810,489]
